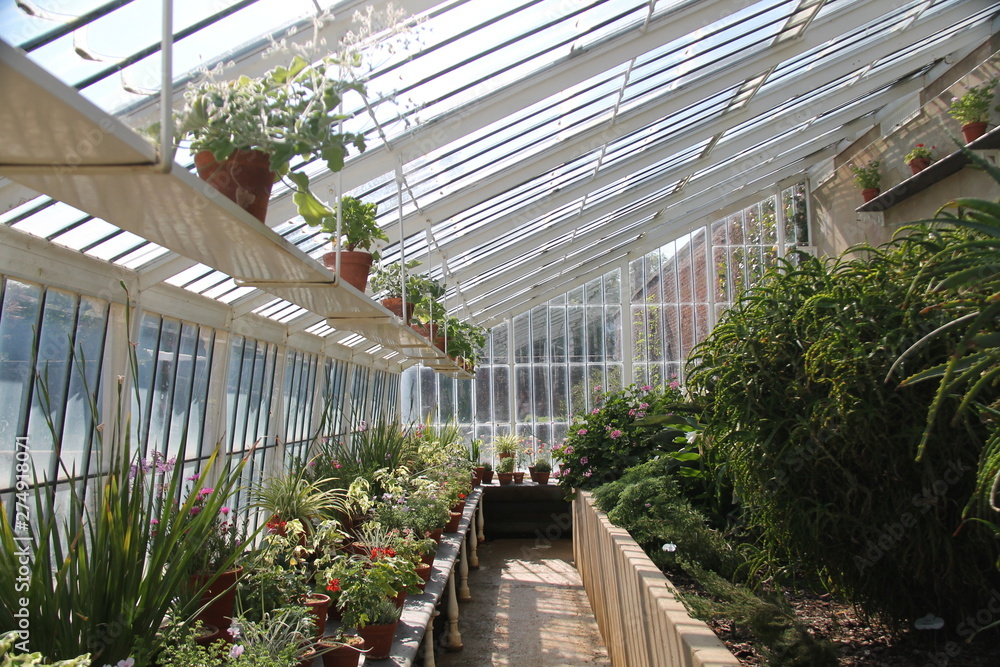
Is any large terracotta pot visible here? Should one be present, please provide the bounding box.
[962,121,988,143]
[428,527,443,544]
[359,620,399,660]
[445,511,462,533]
[323,250,373,292]
[194,149,275,223]
[531,471,551,485]
[861,187,880,203]
[415,563,433,591]
[319,636,364,667]
[497,472,514,486]
[381,297,415,322]
[482,469,494,484]
[304,593,331,639]
[908,158,931,175]
[190,566,242,635]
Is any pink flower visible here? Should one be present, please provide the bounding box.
[628,409,636,417]
[577,429,588,435]
[229,644,245,658]
[189,506,202,516]
[594,385,602,392]
[592,408,600,415]
[609,429,623,439]
[583,471,593,477]
[580,456,588,465]
[198,487,214,497]
[669,380,680,389]
[149,519,159,526]
[186,473,200,482]
[639,403,649,409]
[220,507,231,515]
[641,385,652,392]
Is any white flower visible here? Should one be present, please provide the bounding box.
[662,542,677,552]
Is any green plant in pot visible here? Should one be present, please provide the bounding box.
[412,295,447,341]
[369,259,433,321]
[307,195,389,293]
[174,55,366,224]
[496,455,516,484]
[442,317,487,371]
[849,160,880,202]
[249,465,346,536]
[948,78,997,142]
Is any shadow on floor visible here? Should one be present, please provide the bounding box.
[430,539,610,666]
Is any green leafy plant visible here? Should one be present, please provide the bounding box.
[496,457,515,474]
[533,459,551,473]
[175,56,366,224]
[904,143,934,163]
[492,433,522,459]
[0,632,90,666]
[250,465,346,534]
[849,160,880,189]
[303,195,389,258]
[686,230,1000,624]
[948,79,997,124]
[369,259,442,302]
[318,554,418,629]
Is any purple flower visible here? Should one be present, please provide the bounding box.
[577,429,588,435]
[609,429,623,439]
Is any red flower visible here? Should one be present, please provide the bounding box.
[326,578,341,593]
[266,516,287,534]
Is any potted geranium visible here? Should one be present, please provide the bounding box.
[904,144,935,174]
[369,260,444,321]
[307,195,389,292]
[849,160,881,202]
[948,79,997,142]
[175,55,366,224]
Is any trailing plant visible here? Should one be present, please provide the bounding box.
[686,231,1000,624]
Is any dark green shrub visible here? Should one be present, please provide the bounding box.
[687,227,1000,625]
[592,457,742,578]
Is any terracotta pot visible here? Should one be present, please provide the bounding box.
[513,472,525,484]
[297,647,318,667]
[908,157,931,175]
[304,593,331,639]
[190,566,242,634]
[861,187,880,203]
[445,511,462,533]
[421,549,436,567]
[393,590,407,608]
[381,297,415,322]
[434,335,447,351]
[322,250,373,292]
[411,322,439,340]
[319,637,364,667]
[497,472,514,486]
[359,620,399,660]
[451,499,466,514]
[482,469,494,483]
[428,527,444,544]
[194,624,221,647]
[415,562,432,591]
[962,121,988,143]
[531,471,551,485]
[194,149,275,223]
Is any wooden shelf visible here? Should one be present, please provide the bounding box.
[857,125,1000,213]
[0,40,468,375]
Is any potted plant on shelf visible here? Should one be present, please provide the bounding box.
[496,456,515,485]
[317,632,366,667]
[250,466,346,537]
[493,433,521,460]
[849,160,881,202]
[369,260,444,322]
[442,317,487,372]
[904,144,935,175]
[174,55,366,224]
[948,78,997,142]
[531,458,552,485]
[307,195,389,292]
[481,460,494,484]
[412,295,447,342]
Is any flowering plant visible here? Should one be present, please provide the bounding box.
[904,144,934,163]
[173,473,247,575]
[556,383,677,490]
[318,554,420,629]
[849,160,880,189]
[948,79,997,124]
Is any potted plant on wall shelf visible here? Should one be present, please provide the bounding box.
[849,160,881,202]
[306,195,389,292]
[904,144,935,175]
[370,260,443,322]
[174,55,366,224]
[948,79,996,143]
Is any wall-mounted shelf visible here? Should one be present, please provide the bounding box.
[856,125,1000,215]
[0,40,470,377]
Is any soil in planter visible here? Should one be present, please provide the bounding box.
[668,568,1000,667]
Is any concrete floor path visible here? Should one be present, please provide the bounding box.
[434,539,611,666]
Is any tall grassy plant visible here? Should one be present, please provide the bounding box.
[687,232,1000,624]
[0,376,250,665]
